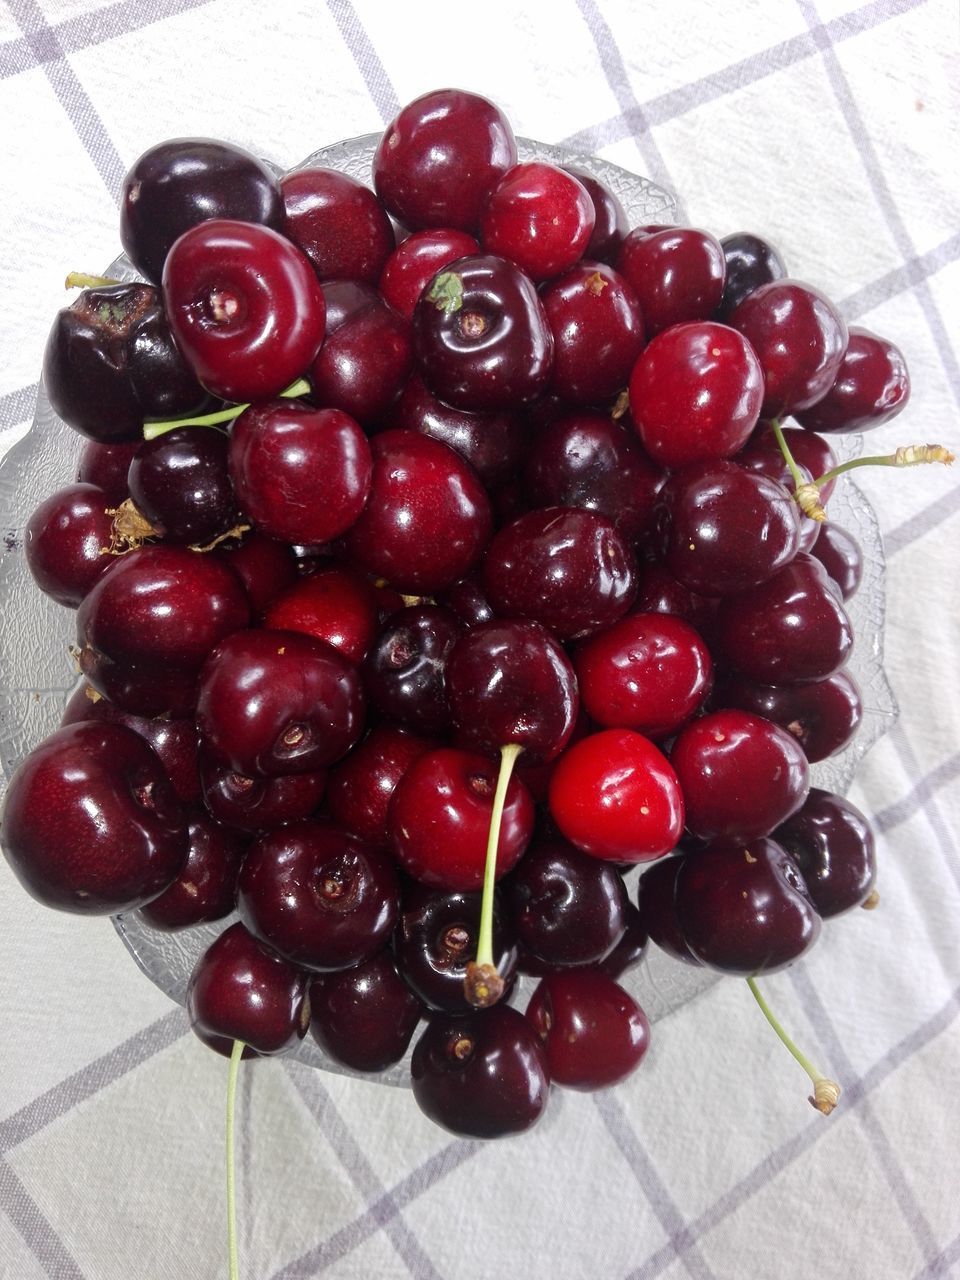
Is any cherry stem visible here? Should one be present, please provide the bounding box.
[770,418,806,491]
[811,444,955,489]
[226,1038,244,1280]
[465,742,523,1008]
[746,977,840,1115]
[64,271,121,289]
[142,377,312,441]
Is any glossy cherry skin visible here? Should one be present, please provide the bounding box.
[632,561,719,635]
[363,604,462,734]
[0,722,187,913]
[163,219,326,403]
[717,232,787,319]
[481,162,594,281]
[735,422,838,506]
[198,750,327,834]
[217,532,298,615]
[446,619,579,763]
[281,167,395,284]
[197,629,364,777]
[411,1005,549,1139]
[261,565,379,664]
[186,922,309,1059]
[714,669,862,763]
[138,810,245,930]
[671,709,810,840]
[438,573,496,629]
[774,788,876,917]
[388,747,534,891]
[599,902,649,979]
[712,553,854,685]
[636,854,702,965]
[549,729,685,863]
[229,400,372,545]
[326,723,436,851]
[562,167,628,264]
[413,255,554,411]
[309,950,423,1072]
[654,460,801,597]
[345,431,493,594]
[524,411,663,545]
[526,969,650,1090]
[129,427,237,545]
[26,482,115,607]
[574,612,712,738]
[483,507,637,641]
[795,326,909,434]
[629,322,764,468]
[541,261,644,403]
[506,837,628,967]
[674,836,821,975]
[393,883,518,1014]
[810,523,862,600]
[617,226,725,337]
[729,280,848,418]
[237,819,398,971]
[77,439,140,505]
[309,281,413,426]
[373,89,517,232]
[379,228,480,318]
[44,284,210,442]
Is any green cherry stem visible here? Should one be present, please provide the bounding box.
[809,443,955,489]
[64,271,122,289]
[464,742,523,1008]
[226,1038,244,1280]
[746,977,840,1115]
[142,377,312,441]
[769,418,806,490]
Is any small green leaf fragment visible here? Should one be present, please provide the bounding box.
[426,271,464,314]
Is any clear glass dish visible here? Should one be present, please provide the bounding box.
[0,134,897,1087]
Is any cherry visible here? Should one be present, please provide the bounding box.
[326,723,436,851]
[599,902,649,980]
[736,422,838,507]
[729,280,848,418]
[617,226,726,337]
[344,430,493,594]
[774,788,877,917]
[631,560,719,634]
[526,969,650,1090]
[674,836,821,974]
[128,426,238,545]
[77,439,140,505]
[309,951,423,1072]
[810,523,863,600]
[379,228,480,318]
[387,747,534,891]
[670,709,810,840]
[228,400,372,545]
[373,89,517,232]
[199,751,327,834]
[237,819,399,971]
[309,281,413,426]
[186,921,309,1058]
[636,854,703,965]
[562,166,628,264]
[573,611,712,738]
[481,162,595,281]
[628,322,764,468]
[717,232,787,319]
[541,261,644,403]
[217,531,298,614]
[713,669,863,763]
[262,565,379,664]
[138,810,245,930]
[1,721,187,913]
[410,1005,549,1138]
[26,482,116,607]
[362,604,462,734]
[162,219,326,403]
[795,326,910,434]
[280,167,395,284]
[548,728,685,863]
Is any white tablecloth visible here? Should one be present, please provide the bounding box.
[1,1,958,1277]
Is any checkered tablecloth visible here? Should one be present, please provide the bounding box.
[1,1,958,1277]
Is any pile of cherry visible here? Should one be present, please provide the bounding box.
[1,87,933,1141]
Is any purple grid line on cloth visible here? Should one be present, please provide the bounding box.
[0,383,38,431]
[873,749,960,836]
[325,0,400,124]
[558,0,928,153]
[914,1232,960,1279]
[281,1063,448,1280]
[0,1158,86,1280]
[841,231,960,320]
[886,486,960,560]
[621,982,960,1280]
[886,724,960,896]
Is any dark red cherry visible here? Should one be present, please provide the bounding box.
[281,167,395,284]
[309,281,413,426]
[379,228,480,318]
[413,254,554,411]
[562,167,629,264]
[810,523,862,600]
[138,810,245,930]
[481,162,594,281]
[795,326,909,434]
[345,431,492,594]
[735,422,838,506]
[26,483,115,607]
[199,751,327,834]
[237,819,398,971]
[774,788,876,917]
[262,565,379,664]
[373,89,517,232]
[326,723,436,851]
[363,604,462,735]
[598,902,649,980]
[128,427,238,545]
[541,261,644,403]
[631,561,719,635]
[617,226,725,337]
[437,573,496,629]
[77,439,140,505]
[162,219,326,403]
[0,721,187,913]
[714,669,863,764]
[186,922,309,1058]
[229,400,372,545]
[217,531,298,615]
[729,280,848,418]
[411,1005,549,1138]
[717,232,787,320]
[526,969,650,1090]
[670,709,810,840]
[674,836,821,975]
[309,951,423,1072]
[636,854,702,965]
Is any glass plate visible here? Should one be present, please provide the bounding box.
[0,135,898,1087]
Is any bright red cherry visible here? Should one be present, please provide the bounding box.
[262,566,379,664]
[379,228,479,318]
[541,261,644,403]
[481,162,594,281]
